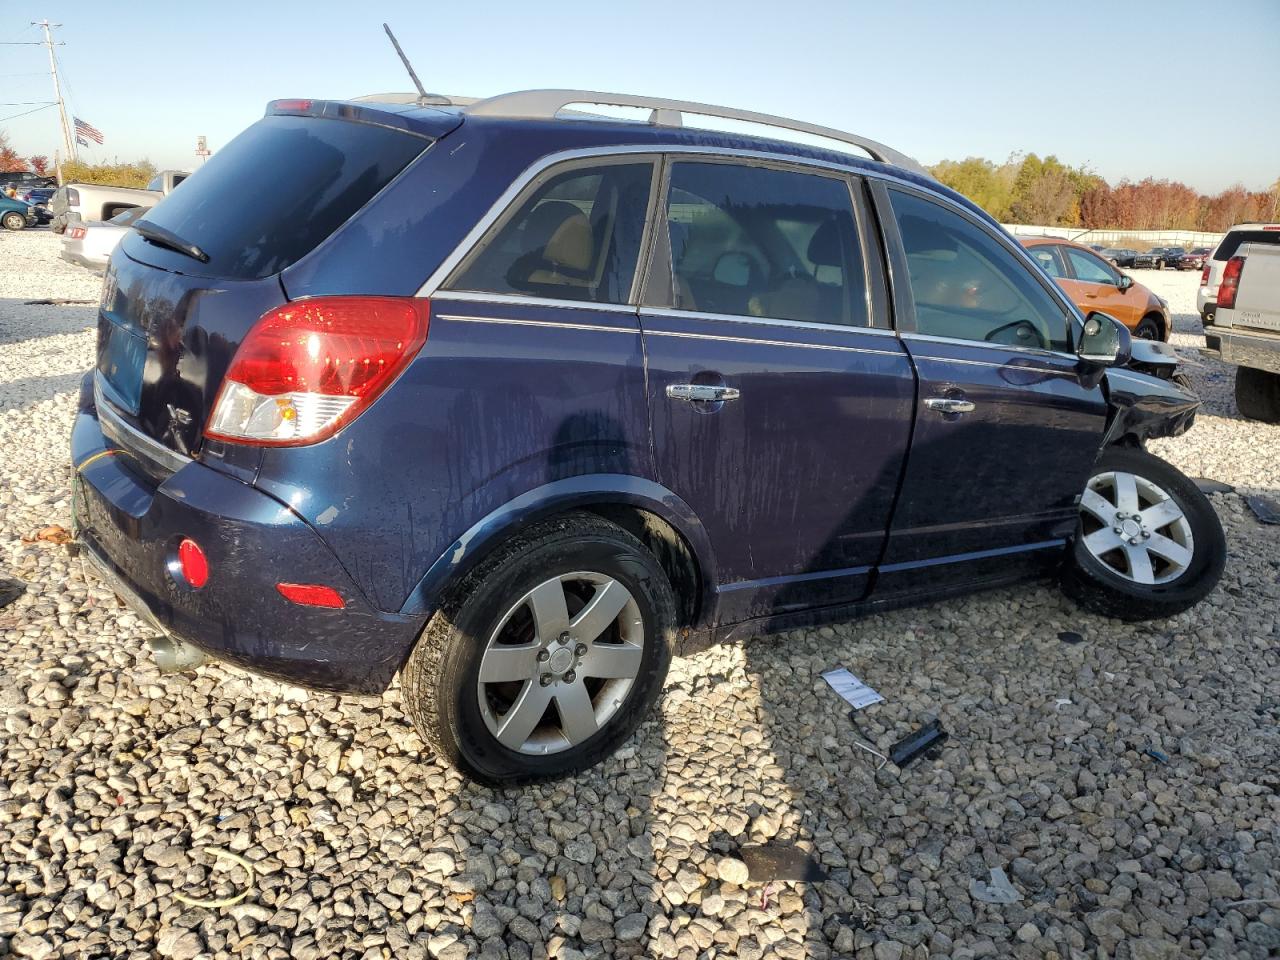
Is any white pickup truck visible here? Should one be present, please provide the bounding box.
[1204,241,1280,422]
[49,169,189,234]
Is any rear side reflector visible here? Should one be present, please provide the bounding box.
[277,583,346,608]
[178,538,209,589]
[206,296,429,446]
[1217,256,1245,310]
[67,226,86,240]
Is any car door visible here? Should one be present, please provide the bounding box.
[639,159,915,623]
[873,185,1109,594]
[1059,245,1140,327]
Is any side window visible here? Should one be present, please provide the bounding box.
[1064,248,1119,285]
[448,161,654,304]
[1026,245,1066,278]
[664,162,867,326]
[888,190,1071,352]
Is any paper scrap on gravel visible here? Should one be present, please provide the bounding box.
[822,668,884,710]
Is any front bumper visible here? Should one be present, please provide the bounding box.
[71,374,424,693]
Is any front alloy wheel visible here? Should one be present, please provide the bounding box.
[1062,447,1225,621]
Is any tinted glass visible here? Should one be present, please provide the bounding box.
[665,162,866,326]
[1064,247,1119,285]
[450,162,653,304]
[1025,245,1065,278]
[889,190,1070,351]
[109,206,150,226]
[1215,230,1280,259]
[136,115,428,280]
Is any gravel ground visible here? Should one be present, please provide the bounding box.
[1,229,1277,960]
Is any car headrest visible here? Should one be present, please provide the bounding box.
[807,218,844,267]
[542,211,593,273]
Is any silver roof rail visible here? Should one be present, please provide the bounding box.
[464,89,928,176]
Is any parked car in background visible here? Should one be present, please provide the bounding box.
[0,195,38,231]
[1021,237,1171,340]
[61,206,150,273]
[1132,249,1161,269]
[1198,223,1280,322]
[50,170,189,234]
[19,187,55,224]
[1175,247,1213,271]
[0,170,56,192]
[1202,241,1280,422]
[72,90,1224,785]
[1101,248,1138,268]
[1146,246,1185,270]
[1088,244,1107,252]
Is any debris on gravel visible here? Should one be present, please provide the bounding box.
[2,231,1277,959]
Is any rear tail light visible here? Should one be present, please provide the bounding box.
[205,296,429,446]
[1217,256,1245,310]
[67,226,86,240]
[1200,264,1210,286]
[269,99,315,114]
[277,583,346,608]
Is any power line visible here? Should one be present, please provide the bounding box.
[0,103,56,123]
[0,101,56,106]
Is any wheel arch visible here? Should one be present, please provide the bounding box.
[1139,311,1167,341]
[398,474,718,632]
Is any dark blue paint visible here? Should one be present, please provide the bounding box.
[70,99,1200,695]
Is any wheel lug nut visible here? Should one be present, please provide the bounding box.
[558,632,570,645]
[1141,531,1150,539]
[1113,526,1123,534]
[537,650,550,662]
[1129,537,1139,545]
[563,671,576,683]
[574,643,587,656]
[539,673,553,686]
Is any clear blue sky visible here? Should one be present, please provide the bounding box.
[3,0,1277,192]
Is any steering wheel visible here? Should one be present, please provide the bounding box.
[984,319,1045,349]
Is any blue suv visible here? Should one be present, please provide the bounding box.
[72,90,1225,783]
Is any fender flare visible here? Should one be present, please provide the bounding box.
[398,474,718,618]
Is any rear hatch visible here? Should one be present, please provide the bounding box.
[96,103,454,456]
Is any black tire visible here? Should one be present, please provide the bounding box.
[1,211,25,231]
[1062,447,1225,622]
[1235,366,1280,423]
[401,512,676,786]
[1134,316,1162,341]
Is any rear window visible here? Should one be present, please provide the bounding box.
[135,115,428,279]
[1214,229,1280,261]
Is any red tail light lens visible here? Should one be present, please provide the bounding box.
[277,583,346,608]
[1200,264,1210,285]
[1217,256,1245,310]
[178,538,209,589]
[67,226,86,239]
[269,99,315,114]
[206,296,429,446]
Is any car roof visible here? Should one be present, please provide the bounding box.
[1018,236,1110,254]
[271,91,995,227]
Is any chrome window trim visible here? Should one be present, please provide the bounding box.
[644,327,903,358]
[435,313,635,335]
[641,306,899,338]
[415,142,1086,341]
[94,375,192,476]
[431,289,639,315]
[902,331,1079,363]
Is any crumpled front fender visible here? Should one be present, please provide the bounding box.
[1101,366,1200,446]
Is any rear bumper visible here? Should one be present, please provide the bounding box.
[71,374,424,693]
[1196,287,1214,315]
[60,249,106,272]
[1201,328,1280,376]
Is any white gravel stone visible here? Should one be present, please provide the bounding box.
[0,232,1277,959]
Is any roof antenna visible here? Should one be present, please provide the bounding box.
[382,23,443,105]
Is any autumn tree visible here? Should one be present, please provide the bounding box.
[0,130,25,171]
[28,155,49,175]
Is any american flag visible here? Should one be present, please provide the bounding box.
[73,117,104,145]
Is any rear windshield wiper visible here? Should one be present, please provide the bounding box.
[133,219,210,264]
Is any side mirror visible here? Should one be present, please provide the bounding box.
[1077,311,1132,368]
[1118,275,1134,292]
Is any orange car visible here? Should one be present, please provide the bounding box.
[1020,237,1171,341]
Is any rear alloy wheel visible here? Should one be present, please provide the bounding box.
[401,513,675,785]
[1062,447,1225,621]
[1,212,25,231]
[1134,317,1162,341]
[1235,366,1280,423]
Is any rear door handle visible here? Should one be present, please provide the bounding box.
[666,383,740,402]
[924,397,976,414]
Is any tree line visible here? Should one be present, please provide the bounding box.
[930,153,1280,231]
[2,129,156,188]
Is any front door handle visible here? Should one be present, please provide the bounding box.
[666,383,741,403]
[924,397,976,414]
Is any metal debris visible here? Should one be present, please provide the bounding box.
[172,847,256,908]
[1245,495,1280,525]
[1058,630,1085,644]
[970,867,1021,904]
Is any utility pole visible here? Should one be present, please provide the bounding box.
[32,20,75,164]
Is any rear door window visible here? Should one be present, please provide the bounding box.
[131,115,429,279]
[662,161,867,326]
[448,160,655,304]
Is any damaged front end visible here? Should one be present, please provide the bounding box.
[1102,340,1201,446]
